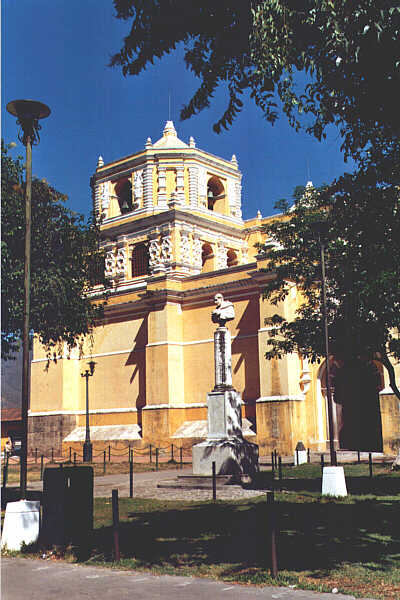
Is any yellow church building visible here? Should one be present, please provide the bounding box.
[28,121,399,457]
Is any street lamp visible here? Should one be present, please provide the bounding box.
[6,99,51,499]
[311,220,336,467]
[81,360,96,462]
[311,219,347,496]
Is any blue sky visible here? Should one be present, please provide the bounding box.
[2,0,354,221]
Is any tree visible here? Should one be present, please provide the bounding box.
[1,141,107,361]
[261,175,400,386]
[111,1,400,160]
[111,1,400,458]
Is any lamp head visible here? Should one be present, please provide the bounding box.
[6,99,50,145]
[88,360,96,376]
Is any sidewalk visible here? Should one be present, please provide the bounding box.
[13,466,267,501]
[1,558,374,600]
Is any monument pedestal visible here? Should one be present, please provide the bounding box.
[192,387,259,477]
[192,436,259,477]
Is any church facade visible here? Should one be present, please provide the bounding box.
[28,122,399,456]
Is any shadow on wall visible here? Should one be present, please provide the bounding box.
[125,315,148,428]
[231,296,260,403]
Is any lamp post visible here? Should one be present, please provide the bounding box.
[311,220,336,467]
[81,360,96,462]
[6,99,51,499]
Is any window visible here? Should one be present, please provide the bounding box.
[207,177,224,211]
[227,249,238,267]
[115,179,133,214]
[131,243,149,277]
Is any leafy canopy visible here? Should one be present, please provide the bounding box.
[260,175,400,396]
[1,141,107,360]
[111,0,400,160]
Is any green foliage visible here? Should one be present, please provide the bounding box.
[1,141,107,361]
[111,1,400,160]
[259,175,400,394]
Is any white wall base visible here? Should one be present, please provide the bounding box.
[1,500,40,551]
[322,466,348,497]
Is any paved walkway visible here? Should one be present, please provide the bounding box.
[2,558,373,600]
[19,467,268,501]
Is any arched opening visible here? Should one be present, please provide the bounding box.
[319,358,383,452]
[227,249,238,267]
[207,177,225,212]
[131,243,149,277]
[201,242,214,273]
[115,179,133,214]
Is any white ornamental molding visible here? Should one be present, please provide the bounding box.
[198,167,207,198]
[161,234,173,263]
[217,242,228,270]
[115,248,127,276]
[241,242,249,264]
[157,165,167,207]
[133,169,143,202]
[180,230,191,264]
[188,165,198,207]
[299,356,312,394]
[94,183,101,219]
[149,238,162,270]
[105,250,116,277]
[192,236,203,270]
[99,181,110,217]
[235,181,242,218]
[176,165,185,203]
[143,162,154,210]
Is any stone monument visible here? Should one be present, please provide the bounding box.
[192,293,259,478]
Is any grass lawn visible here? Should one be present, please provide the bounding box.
[3,463,400,598]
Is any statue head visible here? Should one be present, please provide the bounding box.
[214,293,224,307]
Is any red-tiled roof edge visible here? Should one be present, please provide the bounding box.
[1,407,22,421]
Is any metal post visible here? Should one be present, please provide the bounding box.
[103,450,106,474]
[149,444,152,463]
[369,452,373,478]
[212,461,217,501]
[180,446,183,469]
[274,449,278,469]
[2,453,9,489]
[307,448,310,463]
[108,445,111,462]
[320,240,337,466]
[69,446,72,462]
[74,451,77,466]
[129,457,133,498]
[171,444,174,462]
[112,489,121,562]
[51,447,54,463]
[40,455,44,480]
[278,456,282,481]
[35,448,38,463]
[334,450,338,466]
[6,99,50,499]
[296,449,299,466]
[271,453,275,479]
[155,447,159,471]
[320,453,324,473]
[267,491,278,578]
[82,372,92,462]
[357,450,361,464]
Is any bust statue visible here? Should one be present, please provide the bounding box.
[211,293,235,327]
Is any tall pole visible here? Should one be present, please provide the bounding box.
[82,370,93,462]
[6,99,51,500]
[320,240,337,466]
[82,361,95,462]
[20,135,32,498]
